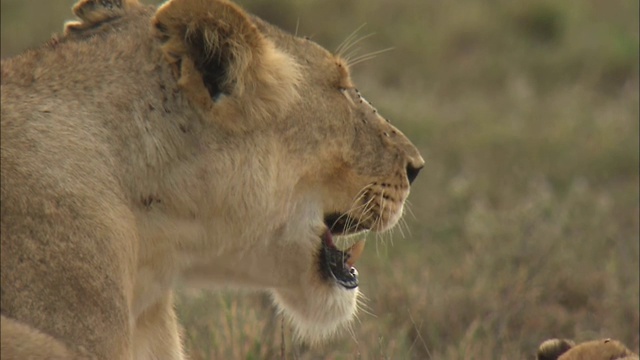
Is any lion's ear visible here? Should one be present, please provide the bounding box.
[65,0,140,35]
[537,339,575,360]
[152,0,301,116]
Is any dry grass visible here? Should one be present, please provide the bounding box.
[2,0,638,358]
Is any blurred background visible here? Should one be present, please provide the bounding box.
[2,0,638,358]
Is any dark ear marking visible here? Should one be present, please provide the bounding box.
[185,32,232,99]
[154,22,170,42]
[152,0,302,128]
[152,0,265,103]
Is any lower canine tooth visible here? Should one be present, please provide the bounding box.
[346,240,365,267]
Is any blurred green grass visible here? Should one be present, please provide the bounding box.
[2,0,638,358]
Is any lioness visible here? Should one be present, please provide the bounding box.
[0,0,424,358]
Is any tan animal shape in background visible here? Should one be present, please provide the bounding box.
[537,338,639,360]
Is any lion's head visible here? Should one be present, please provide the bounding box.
[537,338,638,360]
[145,0,424,344]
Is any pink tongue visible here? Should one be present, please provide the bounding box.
[322,228,336,247]
[346,240,365,267]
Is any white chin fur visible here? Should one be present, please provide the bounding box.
[270,285,359,346]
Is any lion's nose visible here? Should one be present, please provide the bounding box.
[406,161,424,185]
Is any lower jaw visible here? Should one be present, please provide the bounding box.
[320,244,359,289]
[269,285,359,345]
[318,228,365,289]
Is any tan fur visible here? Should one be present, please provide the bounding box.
[537,338,639,360]
[0,0,424,359]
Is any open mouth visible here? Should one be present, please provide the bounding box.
[318,213,368,289]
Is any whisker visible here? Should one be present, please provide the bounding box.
[356,292,376,318]
[398,202,415,240]
[342,32,376,57]
[398,215,407,237]
[379,190,387,232]
[347,47,395,67]
[346,190,371,217]
[396,218,406,239]
[341,33,376,61]
[351,197,376,235]
[356,302,376,319]
[330,185,371,236]
[345,191,367,232]
[342,186,374,235]
[374,191,386,255]
[349,55,378,67]
[343,46,363,64]
[383,197,397,245]
[396,205,409,239]
[333,186,375,265]
[389,226,396,246]
[348,46,395,63]
[402,216,412,238]
[358,197,375,222]
[345,321,358,344]
[405,199,417,220]
[294,17,300,37]
[336,23,367,56]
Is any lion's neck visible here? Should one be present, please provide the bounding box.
[128,136,306,318]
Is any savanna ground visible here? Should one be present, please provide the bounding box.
[1,0,638,359]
